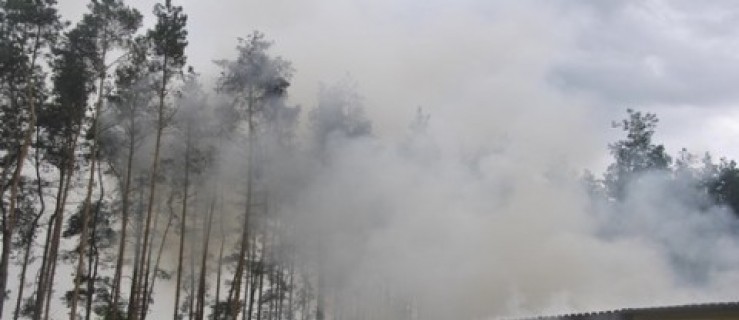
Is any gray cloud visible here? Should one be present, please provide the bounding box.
[551,0,739,106]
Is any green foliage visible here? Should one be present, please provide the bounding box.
[209,300,230,320]
[148,0,187,78]
[10,176,38,246]
[0,0,62,162]
[605,108,671,200]
[598,109,739,219]
[63,200,117,250]
[214,31,299,151]
[38,24,96,169]
[82,0,142,73]
[215,31,293,120]
[104,35,154,164]
[707,159,739,217]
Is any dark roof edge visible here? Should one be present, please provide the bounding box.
[513,301,739,320]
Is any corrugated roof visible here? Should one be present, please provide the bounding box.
[517,301,739,320]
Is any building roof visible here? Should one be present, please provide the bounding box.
[519,301,739,320]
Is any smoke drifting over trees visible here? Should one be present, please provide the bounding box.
[2,1,739,320]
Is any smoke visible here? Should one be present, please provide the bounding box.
[187,2,739,318]
[52,1,739,319]
[269,98,739,319]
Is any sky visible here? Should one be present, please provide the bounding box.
[57,0,739,170]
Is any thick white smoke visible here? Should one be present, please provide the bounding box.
[273,103,739,319]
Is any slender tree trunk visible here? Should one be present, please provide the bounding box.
[299,277,307,320]
[132,53,169,320]
[84,232,97,320]
[188,199,199,320]
[111,106,138,320]
[12,202,35,320]
[69,114,101,320]
[86,251,100,320]
[127,182,145,320]
[41,134,80,320]
[140,193,162,320]
[215,236,225,320]
[228,201,250,320]
[241,243,251,320]
[14,128,47,320]
[174,130,191,320]
[242,268,249,320]
[195,198,215,320]
[286,252,295,320]
[255,237,267,320]
[84,162,105,320]
[275,233,284,320]
[41,198,64,320]
[70,36,109,317]
[246,236,259,320]
[32,199,55,320]
[274,269,281,320]
[315,252,325,320]
[0,25,42,316]
[34,130,78,320]
[85,222,98,320]
[142,192,175,318]
[228,92,256,320]
[14,217,36,320]
[214,199,226,320]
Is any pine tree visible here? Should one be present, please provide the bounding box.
[0,1,62,315]
[215,31,293,320]
[107,34,153,320]
[32,17,98,319]
[44,2,143,319]
[130,1,187,319]
[604,109,671,201]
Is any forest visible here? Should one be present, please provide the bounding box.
[2,1,739,320]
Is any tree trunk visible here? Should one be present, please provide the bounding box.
[214,206,226,320]
[286,253,295,320]
[69,113,101,320]
[189,232,196,320]
[255,237,266,320]
[214,241,224,320]
[14,128,47,320]
[84,161,106,320]
[140,193,162,320]
[34,128,79,320]
[195,198,215,320]
[142,191,175,319]
[174,129,191,320]
[32,198,55,320]
[110,103,138,320]
[127,182,146,320]
[246,237,259,320]
[86,250,101,320]
[228,91,256,320]
[69,36,109,317]
[40,134,80,320]
[131,53,169,320]
[0,24,42,316]
[316,252,325,320]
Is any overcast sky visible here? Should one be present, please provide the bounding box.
[58,0,739,169]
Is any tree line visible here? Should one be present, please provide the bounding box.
[2,1,739,320]
[588,108,739,217]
